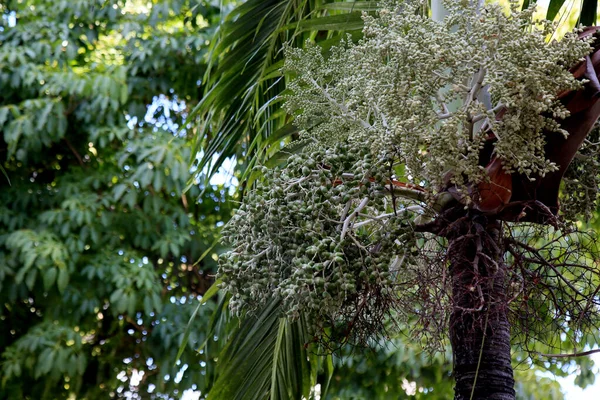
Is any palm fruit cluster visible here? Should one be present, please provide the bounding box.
[219,143,416,341]
[283,0,591,190]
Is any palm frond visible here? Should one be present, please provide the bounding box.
[175,278,222,363]
[0,164,10,185]
[206,299,325,400]
[546,0,597,25]
[190,0,378,182]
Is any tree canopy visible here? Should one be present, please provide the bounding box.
[0,1,234,398]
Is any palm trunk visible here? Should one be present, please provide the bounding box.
[446,215,515,400]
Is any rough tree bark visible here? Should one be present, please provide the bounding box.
[445,211,514,400]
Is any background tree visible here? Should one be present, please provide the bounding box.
[0,1,235,398]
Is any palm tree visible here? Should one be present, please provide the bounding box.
[189,1,600,399]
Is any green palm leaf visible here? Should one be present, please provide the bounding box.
[547,0,566,21]
[322,1,380,11]
[546,0,598,25]
[190,0,377,182]
[206,299,325,400]
[580,0,598,26]
[0,165,10,185]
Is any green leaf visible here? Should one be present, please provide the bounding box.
[57,268,69,293]
[270,320,286,400]
[113,183,127,201]
[110,288,124,304]
[127,292,136,316]
[321,353,334,397]
[169,242,179,256]
[206,300,279,400]
[25,268,37,290]
[206,300,313,400]
[23,252,37,270]
[0,164,10,185]
[547,0,566,21]
[67,353,78,377]
[580,0,598,26]
[0,106,10,126]
[43,267,58,290]
[175,301,201,364]
[55,348,68,371]
[116,293,129,313]
[193,238,220,267]
[152,292,163,313]
[152,171,162,191]
[143,295,153,315]
[77,354,87,375]
[14,266,28,285]
[190,0,322,181]
[159,242,168,258]
[322,1,380,11]
[201,279,222,306]
[37,348,55,377]
[124,191,137,209]
[120,84,128,104]
[521,0,536,10]
[175,279,222,364]
[287,12,365,32]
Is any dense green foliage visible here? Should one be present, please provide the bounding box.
[326,343,570,400]
[0,1,233,398]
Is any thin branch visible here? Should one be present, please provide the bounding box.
[575,280,600,328]
[340,197,369,241]
[339,200,352,223]
[507,240,586,298]
[354,206,424,229]
[538,348,600,358]
[63,138,85,167]
[464,67,486,111]
[387,185,428,202]
[354,212,397,228]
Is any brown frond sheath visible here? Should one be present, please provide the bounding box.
[472,157,512,213]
